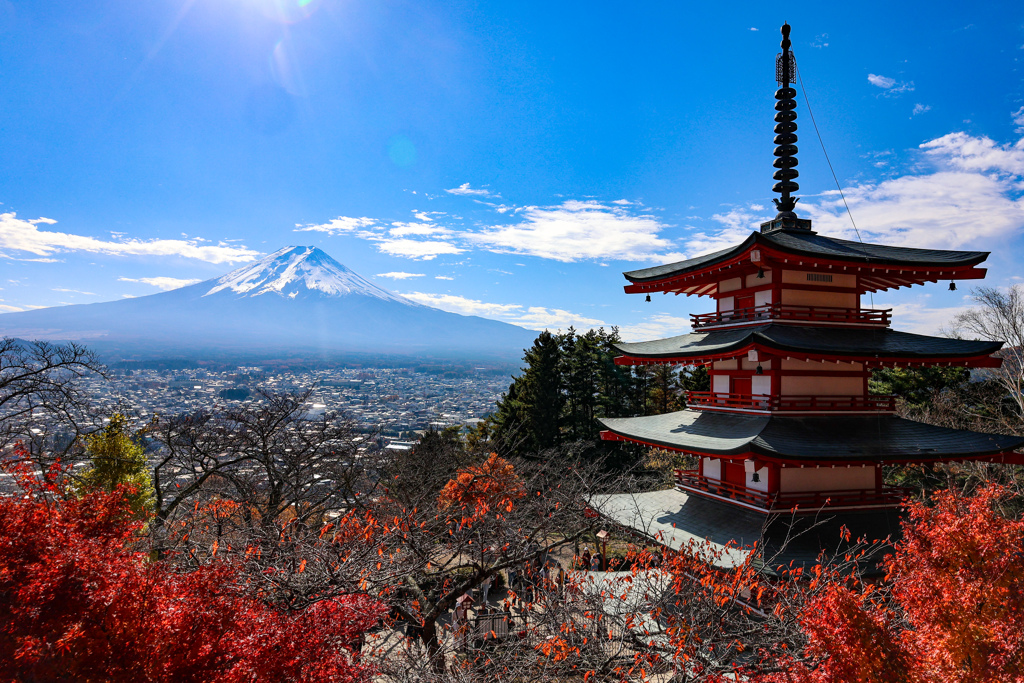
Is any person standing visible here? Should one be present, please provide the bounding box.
[480,574,493,606]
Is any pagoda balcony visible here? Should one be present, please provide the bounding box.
[689,304,891,330]
[673,469,911,513]
[686,391,897,413]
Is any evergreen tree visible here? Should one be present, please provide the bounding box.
[869,366,970,407]
[77,414,154,516]
[648,363,685,414]
[491,328,693,464]
[521,331,564,451]
[492,331,564,453]
[680,364,710,396]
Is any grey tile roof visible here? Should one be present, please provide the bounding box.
[614,324,1003,360]
[623,230,988,283]
[593,489,900,574]
[599,410,1024,461]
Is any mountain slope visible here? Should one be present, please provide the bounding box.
[0,246,536,359]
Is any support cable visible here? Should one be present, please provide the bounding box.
[794,58,875,307]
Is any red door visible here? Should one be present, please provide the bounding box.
[730,377,751,401]
[723,461,746,489]
[735,294,755,319]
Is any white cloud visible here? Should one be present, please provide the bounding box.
[435,275,454,280]
[444,183,496,198]
[467,200,685,263]
[0,254,63,263]
[52,287,96,295]
[401,292,522,318]
[912,103,931,116]
[867,73,914,95]
[803,172,1023,250]
[376,239,464,260]
[295,211,465,260]
[867,73,896,88]
[375,271,425,280]
[400,291,605,331]
[681,206,765,256]
[513,307,606,331]
[295,216,379,235]
[1014,107,1024,134]
[920,132,1024,175]
[0,304,24,313]
[0,212,260,264]
[686,130,1024,256]
[387,222,454,237]
[617,313,694,343]
[118,276,202,291]
[875,299,969,335]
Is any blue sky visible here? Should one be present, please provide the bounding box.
[2,0,1023,342]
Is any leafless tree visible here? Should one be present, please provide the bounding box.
[0,338,106,460]
[948,285,1024,418]
[147,388,382,565]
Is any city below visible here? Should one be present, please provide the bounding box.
[91,363,515,445]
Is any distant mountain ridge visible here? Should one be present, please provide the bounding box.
[0,246,535,360]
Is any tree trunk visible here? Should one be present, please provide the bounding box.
[419,619,446,676]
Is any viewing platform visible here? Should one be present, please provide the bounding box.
[673,469,911,513]
[689,304,891,330]
[685,391,896,414]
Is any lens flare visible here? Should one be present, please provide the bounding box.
[270,40,305,97]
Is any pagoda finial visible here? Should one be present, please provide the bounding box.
[762,23,813,234]
[773,23,799,216]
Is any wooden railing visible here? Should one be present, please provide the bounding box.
[673,469,910,512]
[686,391,896,413]
[690,304,891,329]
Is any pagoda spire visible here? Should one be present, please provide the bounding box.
[763,23,813,233]
[773,23,799,215]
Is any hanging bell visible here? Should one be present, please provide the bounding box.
[755,365,764,375]
[645,294,652,302]
[751,471,761,483]
[949,281,957,291]
[756,268,765,279]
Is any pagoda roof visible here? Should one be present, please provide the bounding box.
[624,230,988,284]
[593,488,899,573]
[599,410,1024,463]
[614,323,1003,366]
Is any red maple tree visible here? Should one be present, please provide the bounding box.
[0,454,384,683]
[787,484,1024,683]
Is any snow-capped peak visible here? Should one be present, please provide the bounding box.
[204,246,416,304]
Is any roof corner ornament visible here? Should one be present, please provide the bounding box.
[762,22,814,234]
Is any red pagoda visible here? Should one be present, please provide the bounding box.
[596,25,1024,564]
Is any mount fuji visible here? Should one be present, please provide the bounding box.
[0,246,537,360]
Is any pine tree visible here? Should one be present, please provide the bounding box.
[492,331,564,454]
[648,363,685,414]
[521,330,564,451]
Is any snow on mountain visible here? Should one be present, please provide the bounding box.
[0,245,535,359]
[204,246,416,305]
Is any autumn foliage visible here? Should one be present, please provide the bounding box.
[785,484,1024,683]
[0,456,384,683]
[437,452,526,521]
